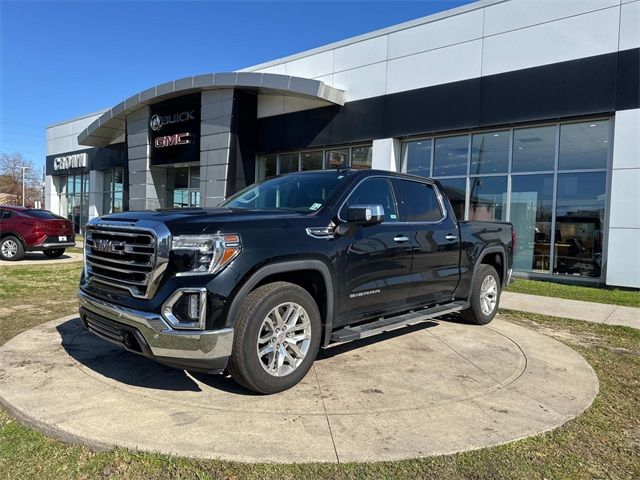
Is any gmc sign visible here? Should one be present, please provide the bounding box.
[154,133,193,148]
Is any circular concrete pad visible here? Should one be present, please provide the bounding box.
[0,315,598,463]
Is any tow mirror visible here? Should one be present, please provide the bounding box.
[346,204,384,225]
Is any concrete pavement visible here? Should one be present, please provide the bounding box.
[501,291,640,330]
[0,315,598,463]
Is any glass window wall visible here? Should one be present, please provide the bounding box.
[167,166,201,208]
[510,174,554,273]
[469,176,507,222]
[470,131,509,175]
[433,136,468,177]
[58,173,89,234]
[402,140,432,177]
[401,117,611,279]
[256,145,372,180]
[103,168,124,214]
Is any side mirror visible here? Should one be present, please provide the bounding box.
[346,204,384,225]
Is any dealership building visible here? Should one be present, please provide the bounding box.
[45,0,639,288]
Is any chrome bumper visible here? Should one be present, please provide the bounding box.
[36,242,76,249]
[77,289,233,368]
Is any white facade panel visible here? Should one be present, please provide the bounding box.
[333,62,387,101]
[482,6,620,76]
[483,0,619,37]
[284,50,334,79]
[387,9,483,60]
[334,35,388,72]
[619,0,640,51]
[386,39,482,94]
[612,109,640,169]
[283,95,333,114]
[609,169,640,229]
[606,229,640,288]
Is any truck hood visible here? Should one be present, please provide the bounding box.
[96,208,306,234]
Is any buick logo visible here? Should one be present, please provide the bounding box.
[149,110,194,132]
[93,239,126,255]
[149,114,162,131]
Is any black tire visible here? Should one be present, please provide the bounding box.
[0,236,25,261]
[43,249,65,258]
[227,281,322,394]
[461,264,501,325]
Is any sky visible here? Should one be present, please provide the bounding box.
[0,0,474,171]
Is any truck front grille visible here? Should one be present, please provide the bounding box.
[85,226,157,298]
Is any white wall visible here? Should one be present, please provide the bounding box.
[46,111,105,156]
[245,0,638,112]
[606,108,640,288]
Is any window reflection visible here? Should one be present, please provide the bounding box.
[434,136,468,177]
[554,172,606,277]
[470,131,509,175]
[351,146,373,170]
[469,176,507,221]
[510,175,554,273]
[279,153,299,174]
[402,140,432,177]
[559,120,610,170]
[437,177,466,220]
[301,151,323,171]
[512,126,556,172]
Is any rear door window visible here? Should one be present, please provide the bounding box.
[395,179,443,222]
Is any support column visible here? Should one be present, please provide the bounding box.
[44,175,59,214]
[88,170,103,219]
[606,108,640,288]
[200,89,233,207]
[372,138,401,172]
[127,107,165,210]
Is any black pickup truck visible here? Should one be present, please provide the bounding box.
[78,169,515,393]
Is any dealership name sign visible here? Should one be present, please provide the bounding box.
[53,152,88,171]
[154,132,193,148]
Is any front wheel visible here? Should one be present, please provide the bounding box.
[43,248,65,258]
[227,281,321,394]
[461,264,501,325]
[0,236,25,261]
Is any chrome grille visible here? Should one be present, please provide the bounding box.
[85,226,157,298]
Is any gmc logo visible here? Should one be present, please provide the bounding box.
[154,133,192,148]
[93,239,126,255]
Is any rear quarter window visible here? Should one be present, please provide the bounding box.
[395,179,443,222]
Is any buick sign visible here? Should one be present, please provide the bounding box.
[149,110,195,131]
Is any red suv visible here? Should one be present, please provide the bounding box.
[0,206,75,261]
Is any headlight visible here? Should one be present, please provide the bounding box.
[171,234,241,276]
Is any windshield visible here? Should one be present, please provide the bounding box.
[222,171,348,213]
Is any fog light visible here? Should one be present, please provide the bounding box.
[162,288,207,330]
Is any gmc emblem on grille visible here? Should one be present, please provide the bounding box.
[93,239,126,255]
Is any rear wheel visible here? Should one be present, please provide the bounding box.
[227,281,321,394]
[43,249,65,258]
[461,264,501,325]
[0,236,25,261]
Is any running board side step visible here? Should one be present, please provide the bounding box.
[330,301,469,343]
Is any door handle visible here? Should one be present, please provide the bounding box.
[445,234,458,241]
[393,235,410,243]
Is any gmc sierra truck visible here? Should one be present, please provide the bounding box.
[78,169,515,393]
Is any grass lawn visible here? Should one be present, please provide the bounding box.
[506,278,640,308]
[1,264,639,479]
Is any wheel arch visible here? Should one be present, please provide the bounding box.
[466,246,507,303]
[226,260,335,346]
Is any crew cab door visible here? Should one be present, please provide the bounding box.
[336,177,412,323]
[393,178,461,306]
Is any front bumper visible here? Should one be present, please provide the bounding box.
[77,289,233,373]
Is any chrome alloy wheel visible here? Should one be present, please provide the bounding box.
[1,239,18,259]
[479,274,498,316]
[257,302,312,377]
